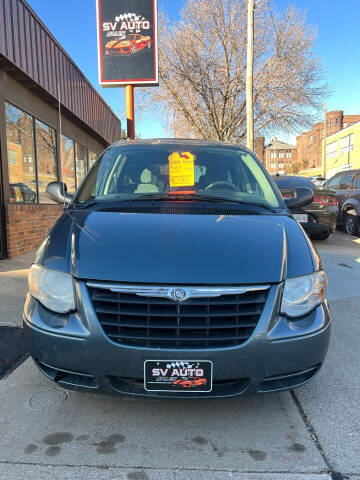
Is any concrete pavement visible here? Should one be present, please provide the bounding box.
[0,250,33,327]
[0,232,359,479]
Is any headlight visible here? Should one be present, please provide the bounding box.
[281,271,327,318]
[28,265,76,313]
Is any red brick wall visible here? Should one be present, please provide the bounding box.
[5,204,62,258]
[343,115,360,127]
[254,137,265,165]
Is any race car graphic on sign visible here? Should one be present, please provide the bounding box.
[105,33,152,56]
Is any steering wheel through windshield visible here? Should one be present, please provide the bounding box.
[204,181,238,192]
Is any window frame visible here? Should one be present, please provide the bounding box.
[61,134,77,193]
[75,142,88,189]
[34,118,59,204]
[5,101,40,204]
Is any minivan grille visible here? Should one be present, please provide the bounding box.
[88,285,268,348]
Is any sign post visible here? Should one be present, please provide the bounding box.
[96,0,158,139]
[126,85,135,139]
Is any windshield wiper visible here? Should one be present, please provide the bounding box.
[137,193,276,212]
[137,193,230,203]
[75,194,276,213]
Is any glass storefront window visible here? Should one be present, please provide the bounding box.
[5,102,93,204]
[88,150,98,168]
[5,103,37,203]
[75,143,87,187]
[61,135,76,192]
[35,120,58,203]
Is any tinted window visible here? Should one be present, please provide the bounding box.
[272,176,315,190]
[340,173,354,190]
[354,175,360,190]
[75,144,281,208]
[326,174,342,190]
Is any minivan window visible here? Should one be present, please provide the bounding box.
[75,144,281,208]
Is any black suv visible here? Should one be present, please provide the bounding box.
[324,169,360,235]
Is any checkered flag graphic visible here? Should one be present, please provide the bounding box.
[115,13,147,33]
[166,361,201,370]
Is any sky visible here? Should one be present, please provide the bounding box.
[27,0,360,143]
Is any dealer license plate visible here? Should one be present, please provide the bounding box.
[144,360,213,392]
[293,213,308,223]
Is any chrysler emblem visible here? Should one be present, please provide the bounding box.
[169,288,189,302]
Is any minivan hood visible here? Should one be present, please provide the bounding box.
[38,210,316,284]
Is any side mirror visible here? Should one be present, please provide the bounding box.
[46,181,73,206]
[285,187,314,209]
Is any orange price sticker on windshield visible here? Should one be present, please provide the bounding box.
[168,152,195,187]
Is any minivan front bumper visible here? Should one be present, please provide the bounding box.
[23,282,331,398]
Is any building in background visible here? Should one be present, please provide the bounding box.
[254,136,265,165]
[255,137,297,175]
[296,110,360,174]
[0,0,121,258]
[324,121,360,178]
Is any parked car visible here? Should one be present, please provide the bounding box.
[105,34,151,56]
[9,183,36,203]
[311,176,327,188]
[24,139,330,398]
[273,175,338,240]
[324,169,360,236]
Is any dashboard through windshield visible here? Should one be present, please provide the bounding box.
[75,144,281,208]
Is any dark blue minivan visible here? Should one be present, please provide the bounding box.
[24,139,330,398]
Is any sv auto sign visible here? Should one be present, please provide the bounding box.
[96,0,158,86]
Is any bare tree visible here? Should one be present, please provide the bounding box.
[140,0,328,142]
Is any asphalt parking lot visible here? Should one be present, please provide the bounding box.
[0,232,359,480]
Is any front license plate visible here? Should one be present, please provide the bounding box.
[144,360,213,392]
[293,213,308,223]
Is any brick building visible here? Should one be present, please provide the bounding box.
[0,0,121,258]
[296,111,360,172]
[255,137,297,175]
[254,136,265,165]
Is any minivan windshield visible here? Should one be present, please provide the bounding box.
[74,144,281,208]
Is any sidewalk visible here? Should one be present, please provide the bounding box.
[0,250,34,327]
[0,251,32,383]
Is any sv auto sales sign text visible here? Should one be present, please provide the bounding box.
[96,0,158,86]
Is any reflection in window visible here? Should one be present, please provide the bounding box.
[75,143,87,186]
[5,103,37,203]
[61,136,76,192]
[35,120,58,203]
[88,150,98,168]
